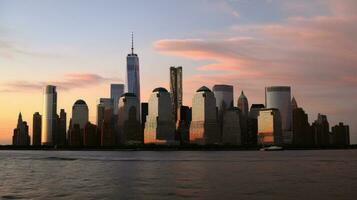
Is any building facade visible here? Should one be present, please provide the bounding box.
[32,112,42,146]
[237,91,249,117]
[190,86,220,145]
[222,108,242,145]
[111,84,125,115]
[117,93,141,144]
[169,66,183,121]
[42,85,57,145]
[257,109,283,146]
[144,87,176,144]
[13,113,30,146]
[265,86,292,144]
[126,33,140,102]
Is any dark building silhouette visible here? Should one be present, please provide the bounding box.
[176,106,191,144]
[101,109,116,146]
[32,112,42,146]
[331,123,350,145]
[312,113,330,146]
[170,66,183,122]
[245,104,265,146]
[57,109,67,146]
[83,122,98,147]
[292,107,314,146]
[141,102,148,142]
[13,113,30,146]
[68,121,82,146]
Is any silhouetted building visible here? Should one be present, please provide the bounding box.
[144,87,176,144]
[331,123,350,145]
[257,109,282,146]
[312,113,330,146]
[97,98,113,129]
[190,86,220,145]
[68,121,82,146]
[111,84,124,115]
[32,112,42,146]
[126,33,141,102]
[118,93,141,144]
[42,85,57,145]
[71,100,89,129]
[238,91,249,117]
[83,122,98,147]
[170,66,183,121]
[101,109,116,146]
[222,108,242,145]
[13,112,30,146]
[265,86,292,144]
[176,106,191,144]
[57,109,67,146]
[291,96,298,110]
[246,104,265,146]
[141,102,148,142]
[292,107,313,146]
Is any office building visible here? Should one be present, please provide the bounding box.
[237,91,249,117]
[176,106,191,144]
[265,86,292,144]
[170,66,183,121]
[118,93,141,144]
[12,112,30,146]
[126,33,141,102]
[83,122,98,147]
[57,109,67,146]
[32,112,42,146]
[311,113,330,146]
[331,123,350,145]
[190,86,220,145]
[97,98,113,129]
[71,100,89,129]
[144,87,176,144]
[111,84,124,115]
[292,107,313,146]
[222,108,242,145]
[257,109,283,146]
[42,85,57,146]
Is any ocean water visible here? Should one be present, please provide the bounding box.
[0,150,357,200]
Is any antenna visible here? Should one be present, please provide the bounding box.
[131,32,134,54]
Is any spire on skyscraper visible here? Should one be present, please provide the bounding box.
[131,32,134,54]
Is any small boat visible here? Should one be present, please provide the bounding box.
[260,146,284,151]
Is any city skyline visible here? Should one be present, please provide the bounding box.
[0,0,356,144]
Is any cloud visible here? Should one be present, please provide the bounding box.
[0,73,121,93]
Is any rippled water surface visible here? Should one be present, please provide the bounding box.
[1,150,357,200]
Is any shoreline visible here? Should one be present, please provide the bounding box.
[1,144,357,151]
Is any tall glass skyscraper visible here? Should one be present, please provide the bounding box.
[111,84,124,115]
[126,33,140,102]
[41,85,57,145]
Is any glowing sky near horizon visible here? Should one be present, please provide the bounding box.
[0,0,356,144]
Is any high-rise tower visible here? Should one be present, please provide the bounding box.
[42,85,57,145]
[170,66,183,121]
[238,91,249,117]
[126,33,141,102]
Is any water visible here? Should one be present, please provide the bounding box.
[1,150,357,200]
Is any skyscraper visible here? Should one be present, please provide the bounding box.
[117,93,141,144]
[12,112,30,146]
[213,84,234,114]
[126,33,140,102]
[170,66,183,121]
[265,86,292,144]
[144,87,176,144]
[42,85,57,146]
[331,123,350,145]
[71,100,89,129]
[32,112,42,146]
[57,109,67,146]
[257,109,283,146]
[312,113,330,146]
[190,86,220,145]
[222,108,242,145]
[111,84,124,115]
[238,91,249,117]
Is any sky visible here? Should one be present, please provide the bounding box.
[0,0,356,144]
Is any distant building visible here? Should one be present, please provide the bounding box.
[71,100,89,129]
[101,108,117,146]
[42,85,57,145]
[222,108,242,145]
[246,104,265,146]
[237,91,249,117]
[57,109,67,146]
[291,96,298,110]
[13,112,30,146]
[117,93,141,144]
[257,109,283,146]
[176,105,191,144]
[83,122,98,147]
[265,86,292,144]
[144,87,176,144]
[170,66,183,121]
[331,123,350,145]
[111,84,125,115]
[126,33,141,102]
[213,84,234,118]
[97,98,113,129]
[141,102,148,141]
[312,114,330,146]
[292,107,313,146]
[190,86,220,145]
[68,122,81,146]
[32,112,42,146]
